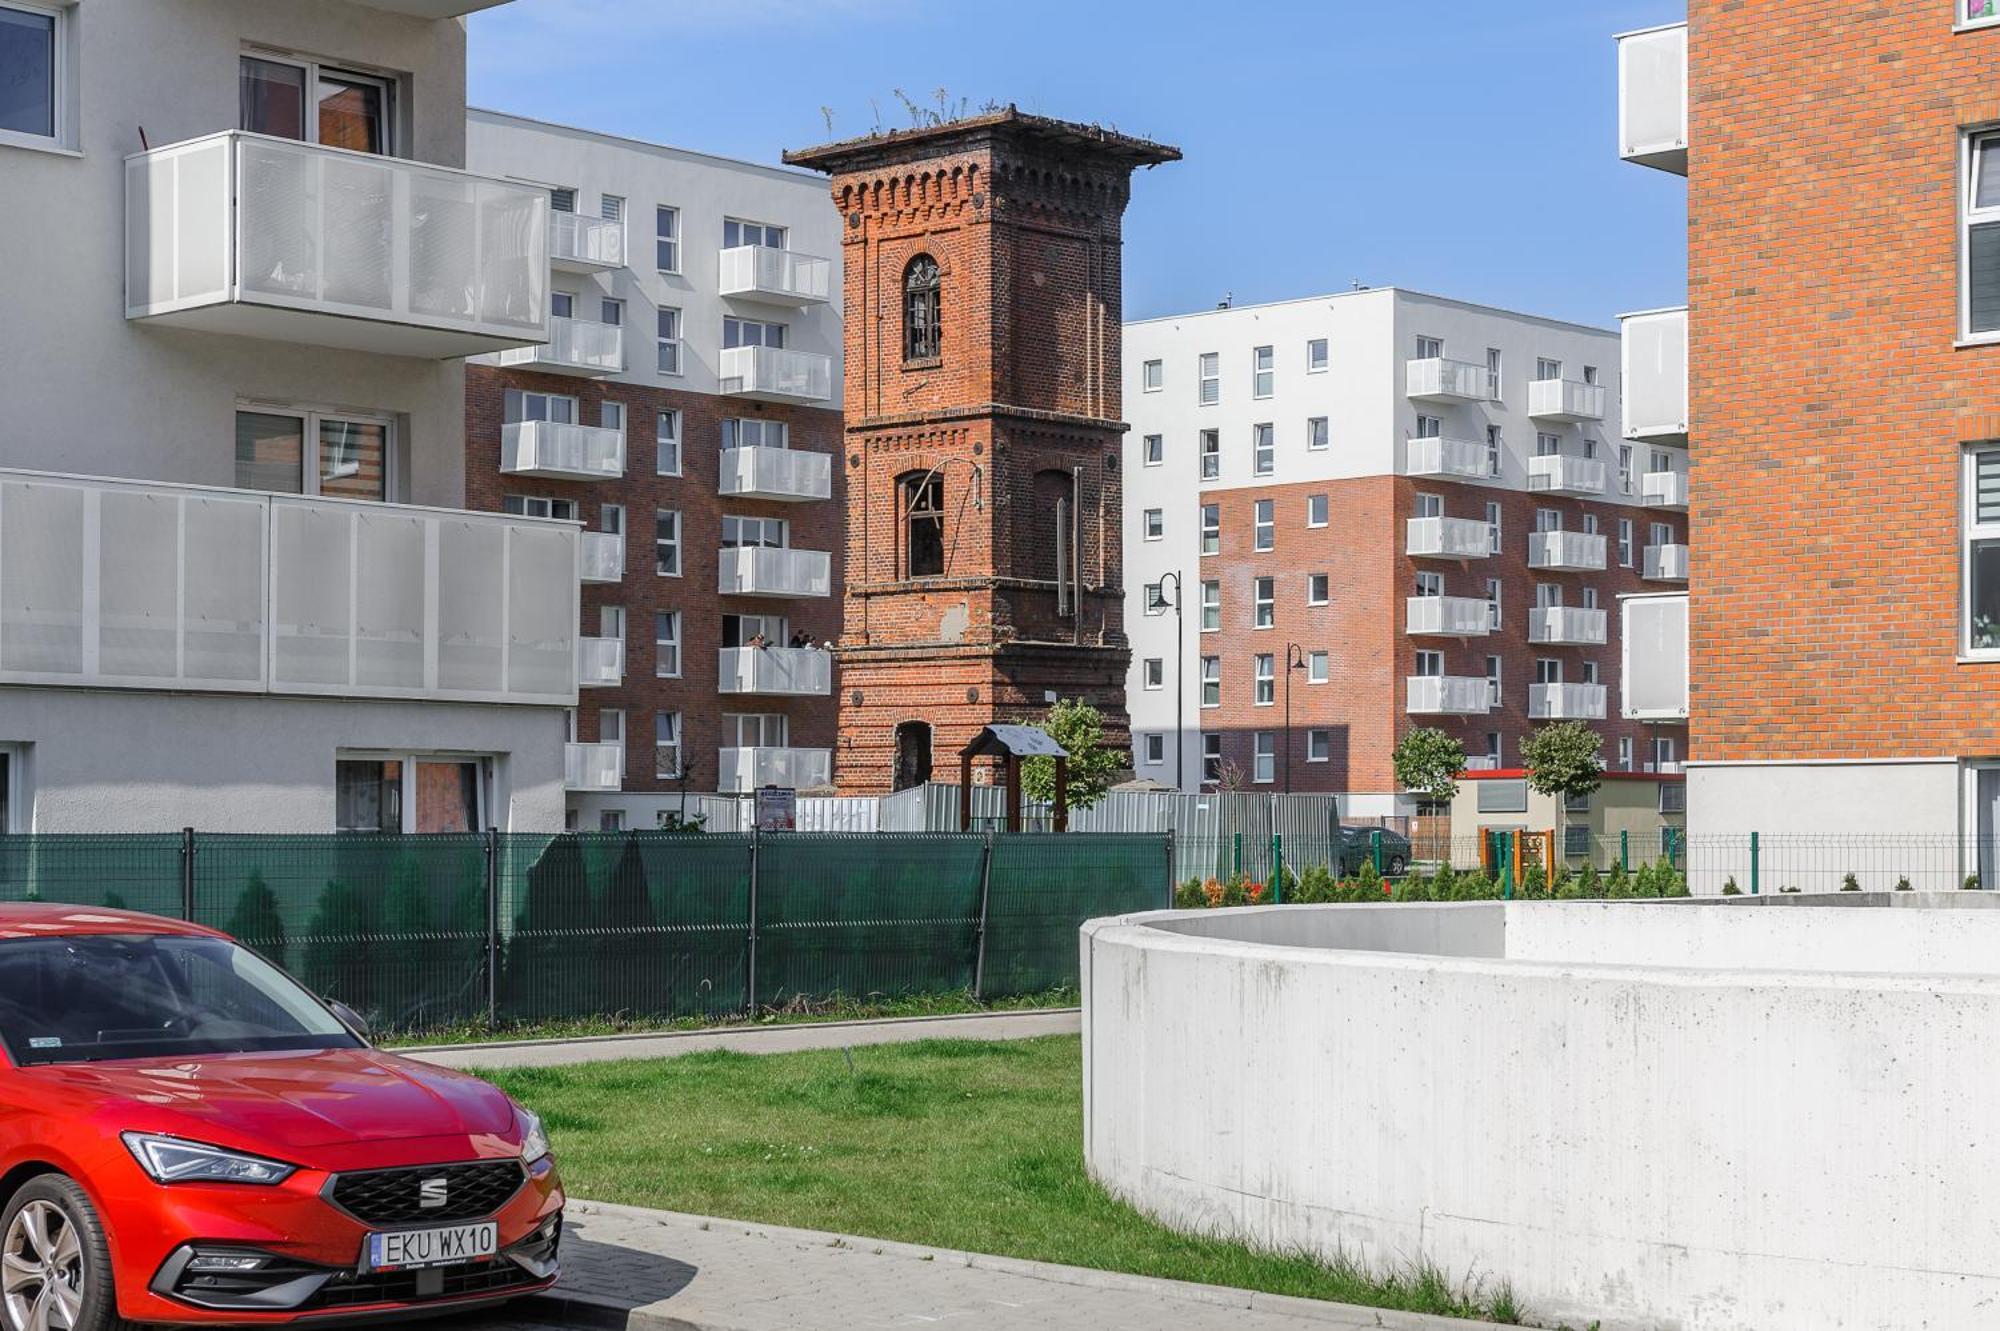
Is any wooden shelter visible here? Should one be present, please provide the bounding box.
[959,725,1070,833]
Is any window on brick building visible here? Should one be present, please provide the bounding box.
[1485,732,1503,766]
[903,254,942,361]
[1486,655,1502,707]
[1969,135,2000,336]
[655,410,682,476]
[902,473,946,577]
[1307,573,1329,606]
[655,612,680,678]
[1966,448,2000,652]
[1967,0,2000,28]
[1201,580,1221,630]
[1201,504,1220,556]
[1201,657,1221,708]
[654,510,681,577]
[1202,733,1223,784]
[1253,733,1276,785]
[503,495,577,521]
[723,514,787,549]
[1254,654,1276,705]
[1254,500,1275,552]
[1486,577,1503,629]
[654,711,682,779]
[1618,517,1635,567]
[1306,730,1330,762]
[1486,501,1503,554]
[1254,577,1275,629]
[1307,494,1329,528]
[1619,736,1634,772]
[1200,429,1221,480]
[1414,650,1443,678]
[1307,651,1328,685]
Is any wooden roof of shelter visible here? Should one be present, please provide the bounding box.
[960,725,1069,761]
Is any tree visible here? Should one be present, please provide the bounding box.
[1392,727,1468,806]
[224,871,287,971]
[1021,698,1123,811]
[1521,721,1606,853]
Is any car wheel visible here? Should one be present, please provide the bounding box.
[1387,855,1408,878]
[0,1176,126,1331]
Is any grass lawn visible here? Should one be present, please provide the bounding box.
[482,1036,1528,1325]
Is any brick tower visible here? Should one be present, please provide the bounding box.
[787,109,1179,795]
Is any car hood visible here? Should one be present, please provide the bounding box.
[31,1047,519,1152]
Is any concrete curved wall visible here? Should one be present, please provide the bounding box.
[1082,900,2000,1331]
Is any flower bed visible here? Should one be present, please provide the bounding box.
[1173,857,1690,909]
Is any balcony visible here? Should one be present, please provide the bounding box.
[564,742,623,793]
[1407,676,1492,716]
[1622,307,1689,444]
[580,531,625,585]
[1618,22,1689,175]
[1622,592,1689,721]
[1403,436,1491,482]
[1641,471,1689,510]
[477,315,623,378]
[550,212,626,274]
[1406,516,1493,560]
[0,470,578,706]
[577,636,624,688]
[719,747,834,793]
[1464,756,1503,773]
[1528,531,1608,572]
[1527,379,1607,423]
[1528,455,1608,497]
[718,647,833,697]
[500,420,626,481]
[1528,607,1609,647]
[1644,544,1690,582]
[719,245,834,307]
[720,345,835,405]
[353,0,512,15]
[1530,682,1609,721]
[719,446,834,502]
[1406,596,1491,638]
[126,132,548,359]
[718,546,833,599]
[1406,358,1492,403]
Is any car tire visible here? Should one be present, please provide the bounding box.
[1387,855,1408,878]
[0,1175,129,1331]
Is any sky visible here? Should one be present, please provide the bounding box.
[467,0,1686,331]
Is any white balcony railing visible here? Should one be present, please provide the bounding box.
[718,747,833,793]
[1464,755,1503,773]
[1618,22,1689,175]
[720,345,836,404]
[1528,607,1609,646]
[1644,544,1691,582]
[355,0,510,16]
[1527,455,1608,496]
[1530,682,1610,721]
[1528,379,1608,423]
[719,446,834,502]
[1406,357,1492,403]
[719,245,834,306]
[1528,531,1608,571]
[1641,470,1689,510]
[1406,596,1492,638]
[550,212,627,273]
[1622,306,1690,443]
[580,531,625,584]
[500,420,626,481]
[477,316,624,377]
[1407,675,1492,716]
[1406,516,1493,560]
[125,132,548,358]
[718,546,833,598]
[0,470,579,706]
[1403,436,1491,481]
[718,647,834,697]
[577,636,624,687]
[565,742,623,792]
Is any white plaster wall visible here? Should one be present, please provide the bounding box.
[1084,902,2000,1331]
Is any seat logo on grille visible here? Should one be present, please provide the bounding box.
[419,1177,449,1210]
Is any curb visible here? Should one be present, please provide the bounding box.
[400,1007,1081,1061]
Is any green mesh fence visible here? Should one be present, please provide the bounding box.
[0,835,184,916]
[981,834,1174,997]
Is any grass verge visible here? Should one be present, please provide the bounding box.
[481,1035,1524,1325]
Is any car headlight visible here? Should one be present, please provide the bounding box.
[518,1109,551,1166]
[122,1134,297,1186]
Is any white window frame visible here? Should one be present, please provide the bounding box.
[0,1,72,155]
[655,610,681,679]
[1201,656,1221,709]
[1306,339,1329,374]
[1254,499,1275,552]
[1200,504,1220,556]
[1307,494,1329,528]
[1253,732,1277,785]
[1486,348,1504,401]
[1486,577,1503,630]
[1306,728,1331,761]
[724,316,788,350]
[1143,434,1165,467]
[1252,345,1275,399]
[655,509,682,578]
[336,751,490,833]
[1618,517,1636,567]
[1486,501,1503,555]
[1963,446,2000,656]
[1143,658,1165,690]
[1252,423,1275,476]
[1307,417,1330,451]
[1253,653,1276,706]
[724,217,788,250]
[657,307,684,376]
[1486,426,1503,478]
[1198,352,1220,406]
[656,409,683,476]
[503,495,578,521]
[1966,132,2000,341]
[655,711,682,780]
[656,205,681,274]
[1253,576,1275,629]
[1142,359,1164,393]
[1144,734,1166,766]
[1963,0,2000,30]
[1307,651,1329,685]
[1199,429,1221,480]
[1619,736,1635,772]
[1307,574,1329,607]
[1486,655,1502,707]
[1201,580,1222,632]
[1142,582,1167,618]
[1143,508,1164,541]
[1415,336,1443,360]
[236,403,398,501]
[722,514,789,549]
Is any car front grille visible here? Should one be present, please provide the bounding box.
[326,1160,526,1226]
[305,1257,545,1310]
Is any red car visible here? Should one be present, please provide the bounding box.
[0,904,563,1330]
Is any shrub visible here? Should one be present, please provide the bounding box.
[1894,876,1913,893]
[1666,870,1692,898]
[1392,874,1433,903]
[1967,874,1984,892]
[1295,864,1337,905]
[1355,860,1383,897]
[1220,875,1248,908]
[1429,865,1456,901]
[1841,872,1861,893]
[1781,886,1802,894]
[1604,862,1633,900]
[1521,858,1547,900]
[1174,877,1207,910]
[1722,878,1742,896]
[1244,880,1270,906]
[1202,877,1226,909]
[1574,862,1603,899]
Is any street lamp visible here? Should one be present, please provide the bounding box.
[1284,643,1309,796]
[1147,573,1186,791]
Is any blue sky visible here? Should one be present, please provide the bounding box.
[468,0,1686,330]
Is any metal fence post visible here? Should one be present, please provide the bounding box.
[180,828,196,922]
[1750,830,1761,895]
[746,830,761,1017]
[1621,829,1630,873]
[1232,831,1242,879]
[483,828,500,1028]
[1272,834,1284,903]
[1371,829,1383,876]
[1164,827,1177,908]
[972,831,996,1000]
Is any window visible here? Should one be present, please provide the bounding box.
[1200,504,1220,556]
[1307,651,1329,684]
[337,758,486,834]
[655,510,681,576]
[1201,657,1221,708]
[1198,353,1220,405]
[502,496,578,521]
[722,713,790,748]
[1619,737,1635,772]
[1486,348,1504,400]
[1143,434,1164,466]
[1618,517,1636,567]
[1254,654,1276,705]
[1203,734,1224,784]
[655,612,681,678]
[722,614,789,649]
[723,418,789,450]
[1486,578,1503,629]
[1253,733,1277,785]
[1583,586,1600,610]
[600,502,624,537]
[1142,581,1167,616]
[657,308,683,375]
[1143,508,1164,541]
[600,298,624,330]
[1582,437,1598,462]
[1582,661,1600,686]
[1536,582,1562,610]
[1415,492,1443,519]
[1252,346,1275,398]
[1143,658,1165,690]
[1484,732,1503,766]
[1660,783,1687,816]
[1655,735,1679,768]
[1201,580,1222,631]
[725,316,786,350]
[1144,734,1166,766]
[656,206,681,272]
[1650,520,1673,548]
[601,195,625,224]
[598,709,626,755]
[241,54,392,155]
[1584,365,1600,386]
[1415,571,1443,598]
[1619,445,1635,495]
[1966,449,2000,651]
[600,810,626,833]
[1200,430,1221,480]
[1254,577,1275,628]
[1307,494,1329,528]
[904,254,942,361]
[1307,339,1329,373]
[655,712,682,780]
[656,410,682,475]
[1585,513,1602,538]
[1563,825,1592,859]
[1968,0,2000,29]
[1536,357,1563,382]
[1415,336,1443,360]
[1486,501,1503,555]
[1414,650,1443,677]
[550,187,576,214]
[1253,424,1275,476]
[1537,432,1561,458]
[0,2,62,149]
[723,515,787,549]
[1308,574,1330,606]
[235,409,391,501]
[1486,655,1502,707]
[551,292,574,320]
[725,218,787,250]
[1416,414,1442,440]
[1307,729,1331,762]
[600,605,625,648]
[904,474,946,577]
[1536,657,1563,685]
[1254,500,1275,551]
[1536,507,1563,534]
[1142,360,1164,392]
[1307,417,1330,451]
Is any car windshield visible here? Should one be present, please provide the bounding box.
[0,933,361,1067]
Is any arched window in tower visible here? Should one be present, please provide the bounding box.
[901,471,946,578]
[904,254,941,362]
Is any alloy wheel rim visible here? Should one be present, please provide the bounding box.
[1,1201,82,1331]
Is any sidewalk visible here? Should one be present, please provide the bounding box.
[520,1202,1522,1331]
[404,1008,1081,1071]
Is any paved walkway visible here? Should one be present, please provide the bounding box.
[404,1009,1081,1071]
[513,1202,1519,1331]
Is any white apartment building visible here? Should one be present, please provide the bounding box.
[1124,287,1691,816]
[0,0,578,832]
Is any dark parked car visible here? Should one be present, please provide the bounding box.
[1336,825,1411,878]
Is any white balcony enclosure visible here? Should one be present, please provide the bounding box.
[1622,592,1689,721]
[1406,596,1491,638]
[500,420,626,481]
[1641,470,1689,510]
[719,245,834,307]
[354,0,512,16]
[477,315,623,377]
[0,470,578,706]
[718,546,833,599]
[718,647,833,697]
[1528,378,1607,423]
[1622,306,1689,444]
[1464,756,1503,773]
[720,345,835,405]
[1403,436,1491,482]
[564,742,623,792]
[1618,22,1689,175]
[550,212,626,273]
[1644,544,1691,582]
[1528,455,1608,496]
[1529,531,1608,572]
[1530,682,1609,721]
[1528,607,1609,647]
[577,635,623,688]
[1406,675,1492,716]
[719,447,834,502]
[719,747,834,793]
[126,132,548,359]
[1648,761,1687,777]
[1407,516,1493,560]
[1406,357,1492,403]
[580,531,625,585]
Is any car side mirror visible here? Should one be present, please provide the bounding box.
[328,1000,372,1043]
